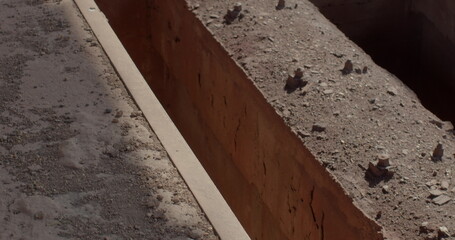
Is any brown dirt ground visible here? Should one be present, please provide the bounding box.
[188,0,455,239]
[0,0,218,239]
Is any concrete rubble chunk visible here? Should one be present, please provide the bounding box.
[387,87,398,96]
[429,189,444,197]
[224,2,243,24]
[276,0,285,10]
[341,60,353,75]
[438,226,450,238]
[432,143,444,161]
[284,68,307,92]
[312,123,326,132]
[432,195,451,205]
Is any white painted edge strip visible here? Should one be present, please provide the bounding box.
[73,1,250,239]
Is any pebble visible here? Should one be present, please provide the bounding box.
[115,110,123,118]
[387,87,398,96]
[130,111,143,118]
[382,185,390,193]
[276,0,285,10]
[34,211,44,220]
[433,195,451,205]
[297,130,311,138]
[432,143,444,161]
[341,60,353,75]
[429,189,444,197]
[438,226,450,238]
[312,123,326,132]
[441,180,449,190]
[323,89,334,95]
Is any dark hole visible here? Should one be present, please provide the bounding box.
[310,0,455,125]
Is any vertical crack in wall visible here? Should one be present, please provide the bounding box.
[309,185,317,227]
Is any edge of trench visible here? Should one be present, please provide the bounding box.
[73,1,250,239]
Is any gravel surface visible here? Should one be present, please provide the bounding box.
[189,0,455,239]
[0,0,218,239]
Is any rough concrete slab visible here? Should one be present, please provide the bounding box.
[0,0,220,239]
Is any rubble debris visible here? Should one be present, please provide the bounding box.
[441,180,449,190]
[386,87,398,96]
[432,143,444,161]
[432,195,451,205]
[284,68,307,92]
[362,66,368,74]
[420,222,433,234]
[276,0,285,10]
[429,189,444,197]
[297,130,311,138]
[341,60,353,75]
[377,153,390,168]
[367,153,393,178]
[429,119,443,129]
[354,68,362,74]
[224,2,243,24]
[115,110,123,118]
[311,123,326,132]
[438,226,450,238]
[382,185,390,193]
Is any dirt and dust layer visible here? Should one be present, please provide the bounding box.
[0,0,218,239]
[187,0,455,239]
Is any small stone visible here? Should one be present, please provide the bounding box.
[432,195,451,205]
[323,89,334,95]
[233,2,242,11]
[382,185,390,193]
[285,74,306,92]
[362,66,368,74]
[429,120,443,129]
[377,153,390,168]
[28,164,42,172]
[112,118,119,123]
[156,195,164,202]
[441,180,449,190]
[115,111,123,118]
[432,143,444,161]
[429,189,444,197]
[438,226,450,238]
[341,60,353,75]
[209,14,219,19]
[297,130,311,138]
[276,0,285,10]
[224,3,243,24]
[368,162,385,177]
[426,179,438,187]
[420,222,434,234]
[387,87,398,96]
[130,111,143,118]
[312,123,326,132]
[294,68,304,79]
[34,211,44,220]
[104,108,112,114]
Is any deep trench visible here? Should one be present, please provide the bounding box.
[310,0,455,124]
